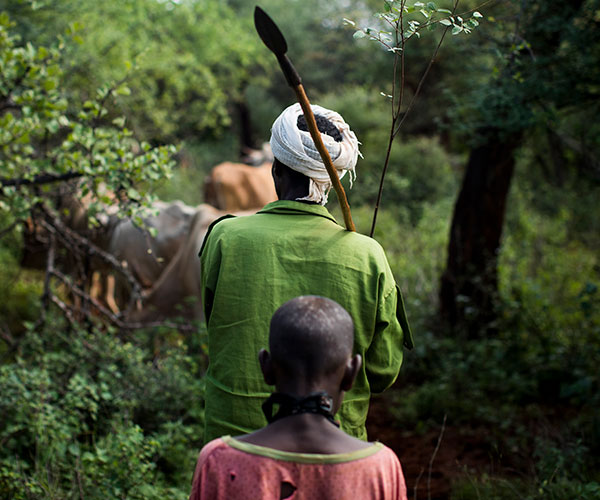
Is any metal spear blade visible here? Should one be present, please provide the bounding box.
[254,6,287,56]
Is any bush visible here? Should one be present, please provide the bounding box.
[0,318,205,499]
[0,236,42,336]
[451,476,600,500]
[378,183,600,497]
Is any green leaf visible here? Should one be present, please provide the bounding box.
[473,11,483,18]
[439,19,452,26]
[427,2,436,9]
[43,79,56,91]
[115,85,131,96]
[353,30,366,39]
[452,25,462,35]
[112,116,126,128]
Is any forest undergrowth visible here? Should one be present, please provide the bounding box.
[1,162,598,498]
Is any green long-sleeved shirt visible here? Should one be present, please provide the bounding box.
[200,200,412,442]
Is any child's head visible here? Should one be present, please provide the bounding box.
[259,295,361,403]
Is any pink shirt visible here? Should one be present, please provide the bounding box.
[190,436,407,500]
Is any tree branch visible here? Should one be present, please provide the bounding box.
[50,267,195,333]
[427,414,447,500]
[370,1,459,237]
[1,171,84,189]
[34,231,56,330]
[38,210,143,315]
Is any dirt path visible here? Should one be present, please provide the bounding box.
[366,394,504,500]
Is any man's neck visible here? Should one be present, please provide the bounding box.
[278,192,316,203]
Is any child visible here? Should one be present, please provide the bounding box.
[190,295,408,500]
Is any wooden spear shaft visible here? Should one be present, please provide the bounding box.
[293,85,355,231]
[255,6,355,231]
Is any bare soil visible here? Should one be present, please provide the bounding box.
[366,394,510,500]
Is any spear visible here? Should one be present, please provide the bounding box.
[254,6,355,232]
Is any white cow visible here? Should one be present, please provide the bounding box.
[129,204,255,322]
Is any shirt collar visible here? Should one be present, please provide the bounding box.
[258,200,340,225]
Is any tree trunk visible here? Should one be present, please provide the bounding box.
[235,100,256,156]
[439,132,521,337]
[438,0,586,337]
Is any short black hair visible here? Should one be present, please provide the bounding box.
[297,114,343,142]
[269,296,354,381]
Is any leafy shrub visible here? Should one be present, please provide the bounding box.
[380,183,600,497]
[0,238,42,335]
[0,318,205,499]
[451,476,600,500]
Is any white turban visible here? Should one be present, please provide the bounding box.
[270,103,360,205]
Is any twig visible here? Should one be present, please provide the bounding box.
[393,4,455,137]
[50,267,121,323]
[50,293,77,327]
[0,171,84,189]
[48,266,194,332]
[34,232,56,330]
[427,414,447,500]
[413,465,426,500]
[76,456,85,500]
[369,0,460,238]
[395,1,407,121]
[38,209,143,313]
[370,1,459,237]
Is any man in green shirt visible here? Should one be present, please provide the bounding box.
[200,103,413,442]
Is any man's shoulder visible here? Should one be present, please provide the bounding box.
[208,211,265,233]
[199,212,262,256]
[339,230,389,260]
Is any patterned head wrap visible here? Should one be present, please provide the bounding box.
[270,103,360,205]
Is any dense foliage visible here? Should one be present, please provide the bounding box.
[0,11,174,224]
[0,320,206,499]
[4,0,268,145]
[1,0,599,498]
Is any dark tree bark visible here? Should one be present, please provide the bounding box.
[439,0,586,337]
[236,99,257,155]
[440,132,521,337]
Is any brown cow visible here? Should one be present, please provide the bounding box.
[203,161,277,212]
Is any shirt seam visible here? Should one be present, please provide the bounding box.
[222,435,384,464]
